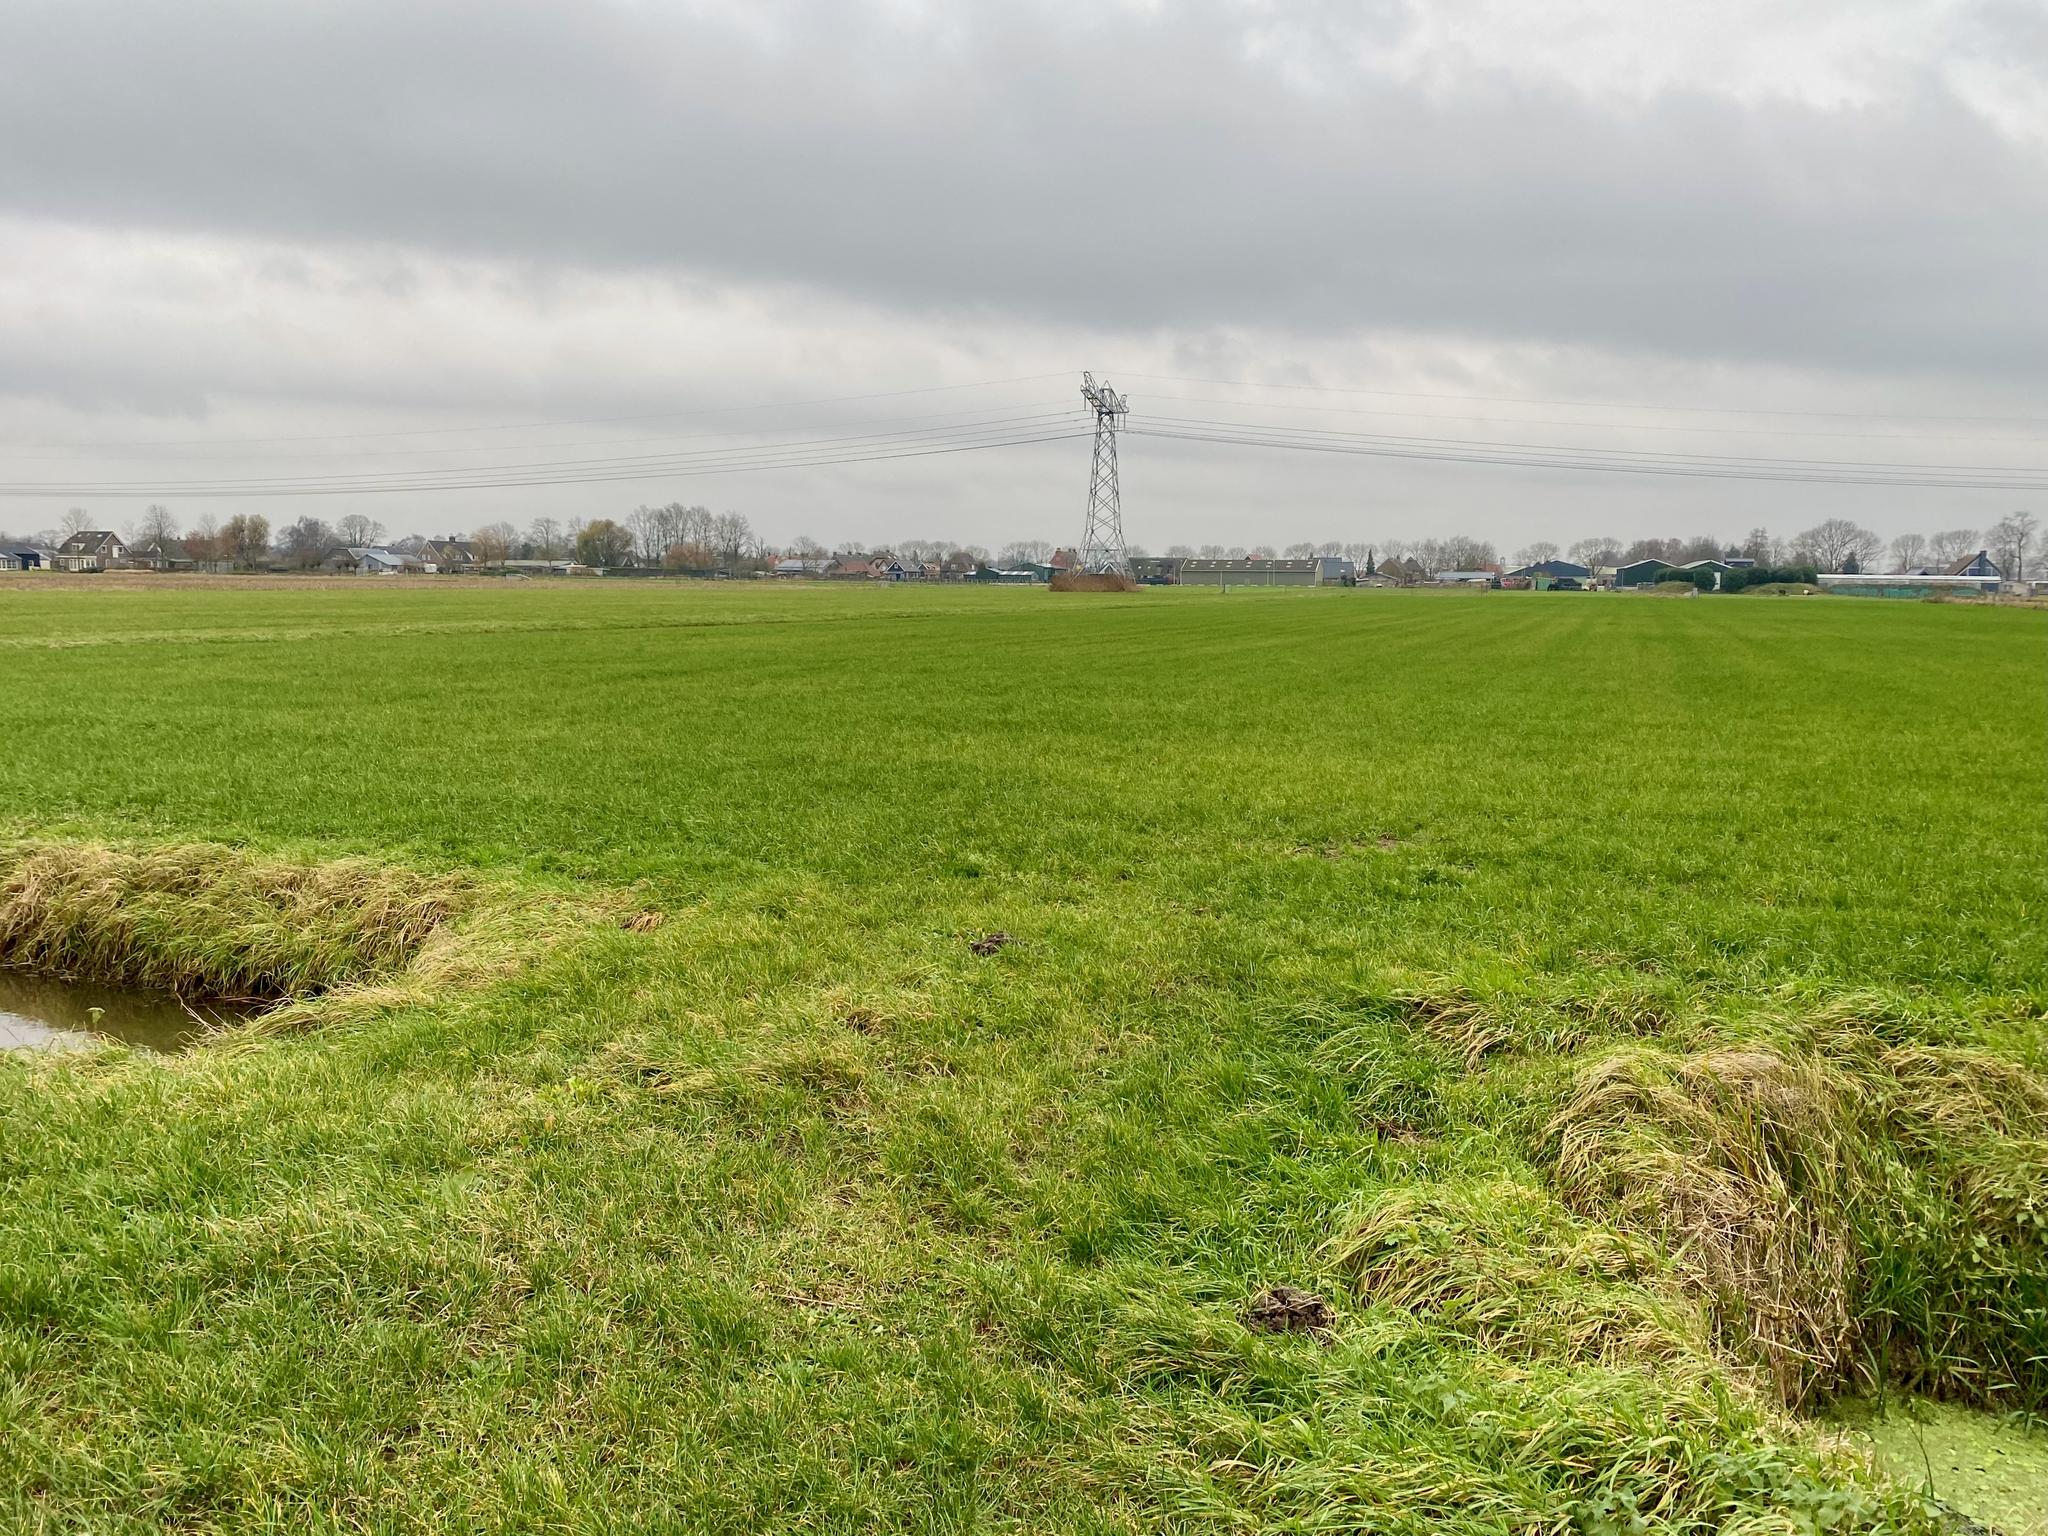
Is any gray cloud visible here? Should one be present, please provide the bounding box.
[0,0,2042,549]
[4,0,2043,374]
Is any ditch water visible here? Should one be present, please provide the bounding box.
[0,971,245,1053]
[1836,1399,2048,1535]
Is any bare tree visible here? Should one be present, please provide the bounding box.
[470,522,516,566]
[1283,541,1317,558]
[626,505,665,564]
[1985,512,2037,582]
[1926,528,1978,568]
[999,539,1052,566]
[277,516,336,568]
[1427,535,1498,571]
[527,517,564,560]
[1514,540,1561,567]
[1794,518,1882,573]
[709,511,755,564]
[184,514,223,563]
[336,514,386,548]
[221,514,271,568]
[1739,528,1776,564]
[1568,536,1620,570]
[127,503,180,546]
[1678,534,1724,562]
[1887,533,1928,573]
[59,507,92,538]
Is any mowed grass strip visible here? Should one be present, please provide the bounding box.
[0,582,2042,1532]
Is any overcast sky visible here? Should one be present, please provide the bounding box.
[2,0,2043,553]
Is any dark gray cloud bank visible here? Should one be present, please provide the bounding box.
[1,0,2042,549]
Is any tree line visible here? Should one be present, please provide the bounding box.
[5,505,2037,583]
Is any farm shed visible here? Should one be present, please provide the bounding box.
[1179,559,1317,587]
[1505,559,1591,589]
[1129,557,1183,584]
[1612,559,1669,588]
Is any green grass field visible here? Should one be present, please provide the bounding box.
[1,580,2043,1532]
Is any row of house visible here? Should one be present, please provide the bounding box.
[2,531,496,576]
[2,531,225,573]
[773,550,1037,581]
[317,539,501,575]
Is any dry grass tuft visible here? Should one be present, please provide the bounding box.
[1550,1046,1857,1402]
[1333,1180,1713,1372]
[0,840,466,1001]
[1393,978,1672,1067]
[1548,1034,2048,1408]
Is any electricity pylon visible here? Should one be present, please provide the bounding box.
[1077,372,1132,576]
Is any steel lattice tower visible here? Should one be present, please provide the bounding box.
[1077,372,1132,576]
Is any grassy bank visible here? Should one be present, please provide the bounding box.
[0,582,2042,1531]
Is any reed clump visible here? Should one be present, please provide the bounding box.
[1334,1179,1714,1373]
[1547,1030,2048,1409]
[0,841,467,1001]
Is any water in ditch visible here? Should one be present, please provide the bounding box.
[1833,1398,2048,1534]
[0,971,243,1053]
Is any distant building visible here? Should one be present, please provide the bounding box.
[772,557,832,577]
[1377,555,1426,585]
[52,531,129,572]
[1612,558,1670,589]
[1313,556,1354,585]
[1435,570,1495,585]
[322,546,407,575]
[1179,559,1317,587]
[1129,556,1184,585]
[1945,550,2003,579]
[125,535,196,572]
[417,538,478,572]
[1504,559,1592,584]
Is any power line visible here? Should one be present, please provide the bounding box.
[1128,423,2048,492]
[0,428,1088,500]
[5,398,1078,465]
[1114,371,2048,428]
[1137,391,2048,446]
[1138,412,2048,477]
[1,372,1074,453]
[0,412,1083,495]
